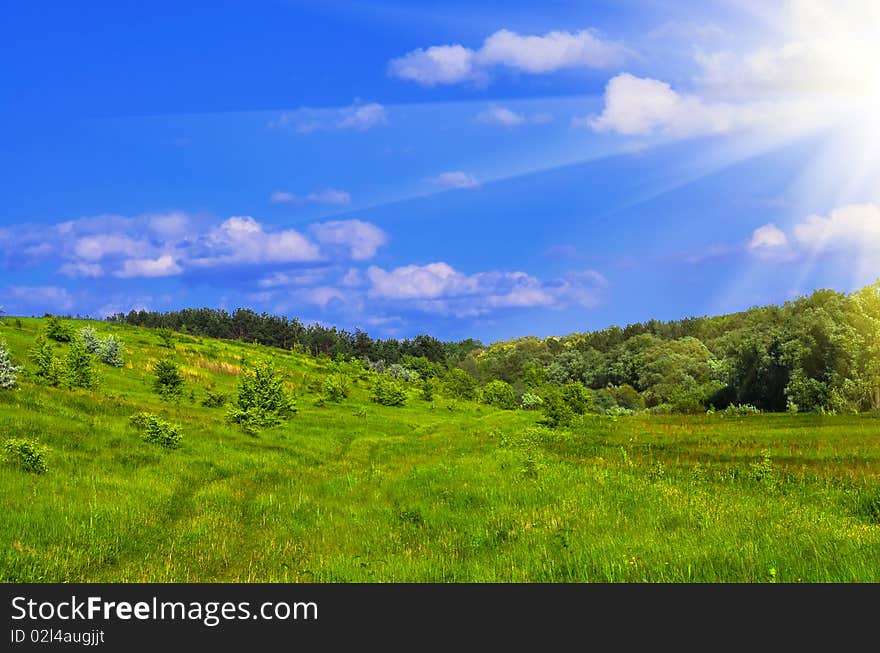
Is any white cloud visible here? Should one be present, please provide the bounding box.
[147,211,190,238]
[425,171,480,189]
[337,102,388,130]
[388,44,478,86]
[749,223,788,251]
[74,234,149,261]
[270,191,299,204]
[59,262,104,278]
[310,219,388,261]
[580,73,821,138]
[194,216,322,267]
[477,106,525,127]
[5,286,74,313]
[389,28,627,86]
[340,268,364,287]
[271,100,387,133]
[475,28,628,73]
[365,262,606,317]
[746,204,880,262]
[306,188,351,205]
[793,204,880,253]
[116,255,183,278]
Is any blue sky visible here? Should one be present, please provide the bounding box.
[3,0,880,342]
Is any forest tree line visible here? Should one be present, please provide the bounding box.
[106,281,880,414]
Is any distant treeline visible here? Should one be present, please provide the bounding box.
[105,307,483,363]
[106,281,880,414]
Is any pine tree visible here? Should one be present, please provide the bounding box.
[63,339,98,389]
[98,335,125,367]
[226,360,295,431]
[28,334,63,386]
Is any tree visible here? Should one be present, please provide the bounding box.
[479,379,517,410]
[45,316,73,342]
[97,335,125,367]
[152,358,184,400]
[0,341,23,389]
[227,360,295,430]
[443,368,478,400]
[371,376,408,407]
[28,334,63,386]
[63,339,98,389]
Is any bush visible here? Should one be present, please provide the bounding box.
[0,340,23,390]
[387,363,419,383]
[130,412,182,449]
[371,376,408,406]
[561,382,593,414]
[78,327,101,353]
[520,392,544,410]
[3,438,48,473]
[479,379,517,410]
[200,383,227,408]
[609,384,645,411]
[721,403,761,416]
[443,368,478,400]
[63,339,98,389]
[97,335,125,367]
[323,374,351,402]
[45,316,72,342]
[606,406,634,416]
[157,328,175,349]
[28,335,63,386]
[540,387,574,428]
[153,358,184,400]
[226,360,296,430]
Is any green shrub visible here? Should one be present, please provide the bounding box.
[323,374,351,402]
[443,368,478,400]
[63,339,98,389]
[520,392,544,410]
[226,360,296,431]
[721,403,761,416]
[45,316,72,342]
[130,412,182,449]
[479,379,517,410]
[153,358,184,400]
[97,335,125,367]
[0,340,23,390]
[3,438,49,473]
[78,327,101,353]
[28,334,63,386]
[371,376,408,407]
[609,384,645,411]
[540,387,574,428]
[200,383,227,408]
[157,328,175,349]
[561,382,593,414]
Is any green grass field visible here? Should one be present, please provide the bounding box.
[2,318,879,582]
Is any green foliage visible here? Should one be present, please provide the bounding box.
[540,387,574,428]
[157,328,175,349]
[371,376,408,407]
[322,374,351,402]
[443,367,478,400]
[561,381,593,415]
[97,335,125,367]
[226,360,296,430]
[721,404,761,416]
[479,379,517,410]
[520,392,543,410]
[0,340,23,390]
[130,412,182,449]
[609,384,645,411]
[152,358,184,400]
[63,339,98,389]
[79,327,101,353]
[45,316,73,342]
[200,383,227,408]
[28,335,63,386]
[3,438,48,473]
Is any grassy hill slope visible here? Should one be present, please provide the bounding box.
[2,318,879,582]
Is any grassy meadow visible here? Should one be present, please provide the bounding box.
[2,317,880,582]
